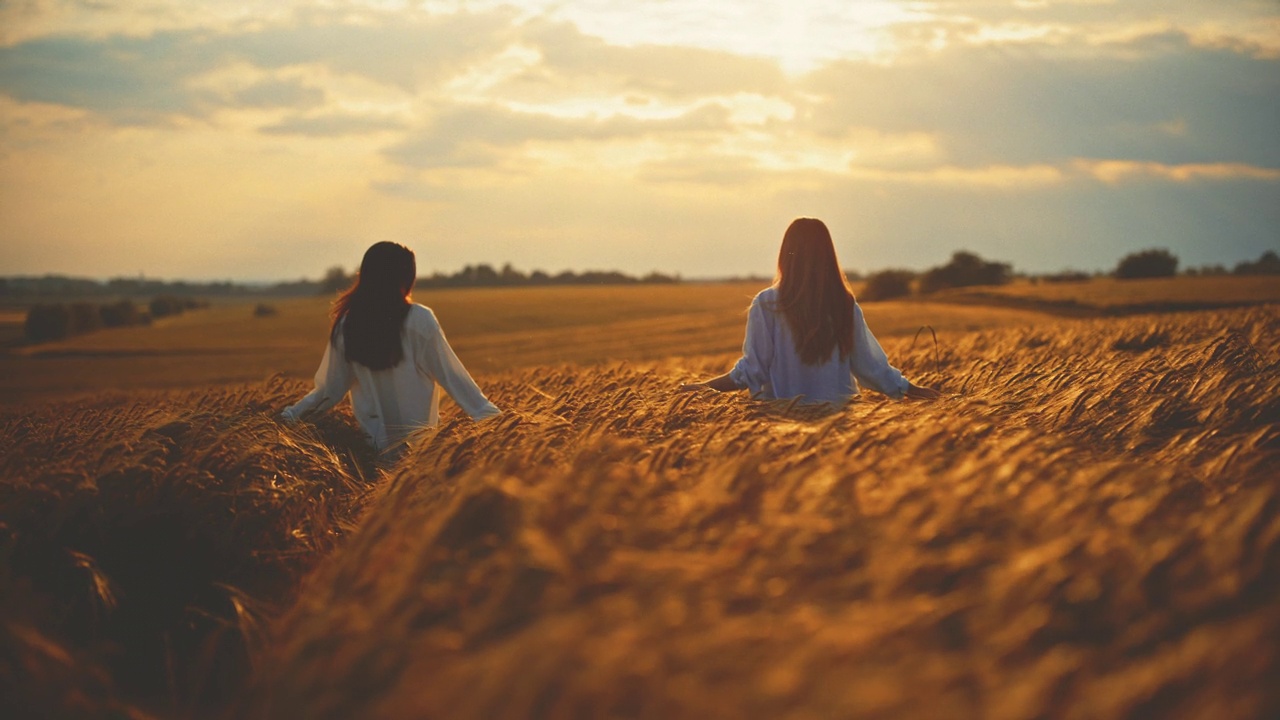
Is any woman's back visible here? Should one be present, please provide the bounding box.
[341,305,497,448]
[683,217,937,402]
[729,287,909,403]
[281,240,500,456]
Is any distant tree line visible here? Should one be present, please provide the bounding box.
[1114,248,1279,280]
[423,263,680,289]
[1221,250,1279,276]
[1,262,682,302]
[859,251,1014,302]
[1114,249,1179,279]
[0,275,314,300]
[0,274,258,297]
[854,247,1280,302]
[320,263,680,294]
[23,296,207,343]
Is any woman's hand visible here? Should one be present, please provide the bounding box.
[905,382,941,400]
[680,373,739,393]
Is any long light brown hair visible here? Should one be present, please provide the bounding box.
[773,218,856,365]
[329,242,416,370]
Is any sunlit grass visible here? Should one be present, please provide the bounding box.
[3,287,1277,717]
[225,309,1280,717]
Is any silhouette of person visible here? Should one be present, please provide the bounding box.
[281,242,500,459]
[682,218,940,403]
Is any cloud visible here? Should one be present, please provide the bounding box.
[368,178,448,202]
[260,112,404,137]
[1077,159,1280,184]
[4,8,1274,191]
[637,154,769,186]
[800,30,1280,169]
[513,20,790,100]
[908,0,1276,34]
[0,9,518,123]
[220,9,518,92]
[2,1,1276,281]
[233,77,324,109]
[383,102,732,169]
[850,163,1067,188]
[0,31,221,123]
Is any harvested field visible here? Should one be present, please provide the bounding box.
[933,275,1280,316]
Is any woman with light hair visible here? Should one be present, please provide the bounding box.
[682,218,939,403]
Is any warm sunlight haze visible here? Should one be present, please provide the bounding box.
[1,0,1276,280]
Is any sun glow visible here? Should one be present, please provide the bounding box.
[527,0,921,73]
[2,0,1277,280]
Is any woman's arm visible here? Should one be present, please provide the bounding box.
[414,310,501,421]
[904,382,941,400]
[682,293,773,394]
[679,373,741,393]
[850,303,939,400]
[281,337,353,422]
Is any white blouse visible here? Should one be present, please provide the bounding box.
[282,304,500,450]
[729,287,910,403]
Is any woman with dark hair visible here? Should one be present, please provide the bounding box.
[282,242,500,456]
[682,218,940,403]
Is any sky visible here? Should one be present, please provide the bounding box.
[0,0,1277,282]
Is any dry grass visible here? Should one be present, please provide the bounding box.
[2,303,1276,718]
[236,306,1279,720]
[0,379,376,716]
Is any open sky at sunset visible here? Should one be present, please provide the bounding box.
[1,0,1277,281]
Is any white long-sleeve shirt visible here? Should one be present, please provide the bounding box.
[282,304,500,450]
[728,287,910,403]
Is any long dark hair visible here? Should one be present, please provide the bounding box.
[774,218,856,365]
[329,242,416,370]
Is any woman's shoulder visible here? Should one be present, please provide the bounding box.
[754,286,778,304]
[406,303,440,331]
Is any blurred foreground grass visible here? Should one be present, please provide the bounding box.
[242,305,1280,720]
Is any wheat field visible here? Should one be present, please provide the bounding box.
[0,282,1049,403]
[3,304,1276,719]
